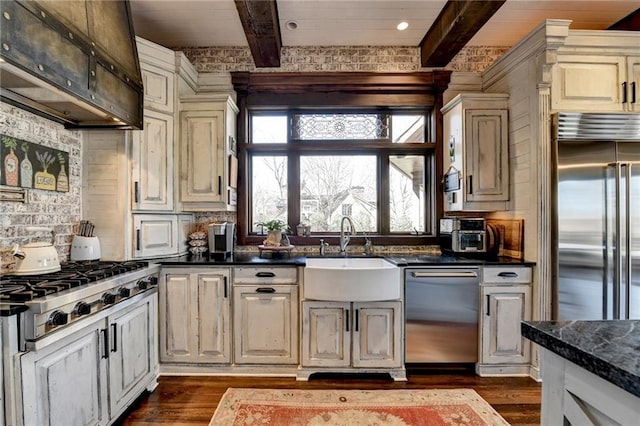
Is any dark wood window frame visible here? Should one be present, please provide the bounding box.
[232,71,451,247]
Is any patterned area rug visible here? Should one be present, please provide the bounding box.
[209,388,509,425]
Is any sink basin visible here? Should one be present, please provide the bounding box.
[304,257,401,302]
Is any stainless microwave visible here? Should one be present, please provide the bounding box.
[439,217,486,254]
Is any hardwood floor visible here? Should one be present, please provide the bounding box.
[117,369,541,425]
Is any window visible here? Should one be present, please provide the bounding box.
[231,70,451,245]
[247,111,434,238]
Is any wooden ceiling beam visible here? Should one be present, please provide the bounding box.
[419,0,506,67]
[234,0,282,67]
[607,8,640,31]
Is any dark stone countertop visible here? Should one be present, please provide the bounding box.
[522,320,640,398]
[155,253,534,267]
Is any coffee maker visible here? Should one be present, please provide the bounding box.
[208,222,235,259]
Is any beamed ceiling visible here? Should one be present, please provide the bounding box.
[130,0,639,68]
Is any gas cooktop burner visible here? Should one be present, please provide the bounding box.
[0,260,149,302]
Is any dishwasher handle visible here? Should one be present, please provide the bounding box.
[411,271,478,278]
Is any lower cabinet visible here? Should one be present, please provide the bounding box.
[159,268,231,364]
[20,291,158,426]
[233,284,298,364]
[300,301,403,376]
[477,266,532,376]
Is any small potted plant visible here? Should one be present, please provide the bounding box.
[256,219,289,247]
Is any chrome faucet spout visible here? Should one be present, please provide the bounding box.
[339,216,356,255]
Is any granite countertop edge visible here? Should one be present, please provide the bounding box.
[522,321,640,398]
[154,253,535,267]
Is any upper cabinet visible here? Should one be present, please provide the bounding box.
[552,55,640,112]
[442,93,509,212]
[179,95,238,212]
[131,110,174,211]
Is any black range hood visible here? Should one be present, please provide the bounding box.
[0,0,143,130]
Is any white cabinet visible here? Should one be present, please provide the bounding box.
[442,93,509,212]
[233,267,299,365]
[159,268,231,364]
[132,214,178,259]
[131,109,174,211]
[552,55,640,112]
[477,266,532,376]
[299,300,403,380]
[20,291,157,426]
[140,61,175,115]
[83,38,195,260]
[108,299,158,417]
[179,95,238,211]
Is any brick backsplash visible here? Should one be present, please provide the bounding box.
[0,104,82,273]
[177,45,509,73]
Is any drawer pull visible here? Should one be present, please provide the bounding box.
[255,272,276,278]
[256,287,276,293]
[497,272,518,278]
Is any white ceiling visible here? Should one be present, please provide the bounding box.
[130,0,639,49]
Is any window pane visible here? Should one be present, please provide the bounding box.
[251,156,288,233]
[392,115,425,143]
[390,155,425,233]
[292,113,389,140]
[300,156,377,232]
[251,115,287,143]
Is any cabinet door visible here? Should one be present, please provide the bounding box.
[195,273,231,363]
[141,63,174,114]
[464,109,509,202]
[481,285,531,365]
[301,301,350,367]
[132,214,178,258]
[233,285,299,364]
[160,272,192,362]
[160,271,230,364]
[108,294,156,418]
[352,302,402,368]
[552,55,626,112]
[180,110,225,203]
[20,322,108,426]
[131,110,174,211]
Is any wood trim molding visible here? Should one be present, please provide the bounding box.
[234,0,282,67]
[419,0,506,67]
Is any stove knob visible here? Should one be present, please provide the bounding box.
[119,287,131,298]
[101,292,117,305]
[149,276,158,285]
[137,279,148,290]
[73,301,91,316]
[48,310,68,327]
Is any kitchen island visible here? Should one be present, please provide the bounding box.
[522,320,640,425]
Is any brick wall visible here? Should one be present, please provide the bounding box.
[178,45,509,73]
[0,104,82,273]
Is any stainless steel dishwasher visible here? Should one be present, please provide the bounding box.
[405,267,479,363]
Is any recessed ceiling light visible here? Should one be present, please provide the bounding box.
[286,21,298,30]
[397,21,409,31]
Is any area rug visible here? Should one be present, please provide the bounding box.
[209,388,509,425]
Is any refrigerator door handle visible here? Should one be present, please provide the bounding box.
[614,163,623,320]
[622,164,631,319]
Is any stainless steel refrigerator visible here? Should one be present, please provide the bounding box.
[553,113,640,320]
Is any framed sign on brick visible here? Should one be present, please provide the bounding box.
[1,135,70,192]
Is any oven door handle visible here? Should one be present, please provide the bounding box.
[411,271,478,278]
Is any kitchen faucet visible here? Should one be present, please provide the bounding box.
[339,216,356,255]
